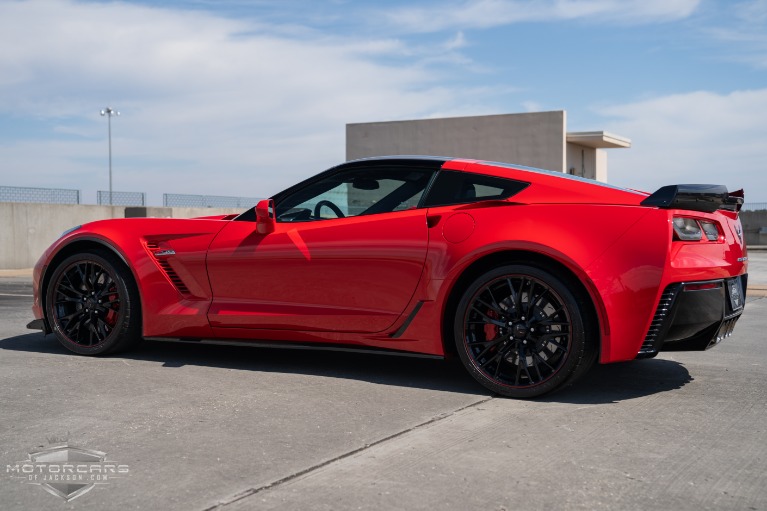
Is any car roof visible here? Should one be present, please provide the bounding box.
[344,155,644,197]
[342,155,449,169]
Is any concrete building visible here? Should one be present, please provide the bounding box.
[346,110,630,182]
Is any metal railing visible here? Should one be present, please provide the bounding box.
[0,185,81,204]
[163,193,260,209]
[97,191,146,206]
[3,183,763,213]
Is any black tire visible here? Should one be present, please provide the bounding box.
[45,249,142,355]
[454,264,595,398]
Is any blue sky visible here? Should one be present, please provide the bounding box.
[0,0,765,205]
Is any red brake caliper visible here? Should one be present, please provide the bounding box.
[484,309,499,342]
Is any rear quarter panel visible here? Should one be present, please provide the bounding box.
[422,202,662,362]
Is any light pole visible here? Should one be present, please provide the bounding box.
[100,107,119,205]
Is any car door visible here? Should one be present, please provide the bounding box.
[205,163,436,333]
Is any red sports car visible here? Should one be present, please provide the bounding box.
[28,156,748,398]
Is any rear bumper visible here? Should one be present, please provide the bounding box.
[638,274,746,357]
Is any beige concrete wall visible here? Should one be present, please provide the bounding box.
[595,149,608,182]
[566,143,595,179]
[0,203,245,269]
[170,207,242,219]
[565,143,608,182]
[347,111,567,173]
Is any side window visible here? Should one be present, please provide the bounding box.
[422,171,528,207]
[275,166,435,222]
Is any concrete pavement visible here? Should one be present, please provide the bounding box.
[0,254,765,510]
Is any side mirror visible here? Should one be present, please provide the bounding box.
[256,199,275,234]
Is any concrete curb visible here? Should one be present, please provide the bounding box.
[0,269,33,277]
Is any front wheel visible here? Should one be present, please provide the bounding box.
[454,264,595,398]
[46,250,142,355]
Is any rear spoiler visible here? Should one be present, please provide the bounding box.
[641,184,744,214]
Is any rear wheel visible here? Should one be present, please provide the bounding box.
[454,264,595,398]
[46,250,142,355]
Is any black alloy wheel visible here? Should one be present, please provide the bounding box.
[454,264,595,398]
[46,250,142,355]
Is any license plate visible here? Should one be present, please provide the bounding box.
[727,277,744,311]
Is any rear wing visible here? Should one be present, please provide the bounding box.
[641,184,744,214]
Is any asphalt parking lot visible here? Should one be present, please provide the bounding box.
[1,254,766,510]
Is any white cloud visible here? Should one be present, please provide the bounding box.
[1,0,762,209]
[705,1,767,69]
[597,89,767,200]
[521,100,543,112]
[444,31,468,50]
[383,0,701,33]
[0,0,492,203]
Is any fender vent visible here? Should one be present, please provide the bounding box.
[155,259,191,295]
[637,285,680,358]
[145,240,190,295]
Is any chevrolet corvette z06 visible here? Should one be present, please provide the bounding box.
[28,156,748,398]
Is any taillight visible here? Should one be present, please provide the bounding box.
[672,217,722,242]
[673,217,702,241]
[699,221,720,241]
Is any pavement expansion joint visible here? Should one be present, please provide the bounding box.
[201,396,494,511]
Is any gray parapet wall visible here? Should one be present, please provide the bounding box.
[0,202,242,269]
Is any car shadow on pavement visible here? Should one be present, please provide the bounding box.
[547,359,693,404]
[0,332,484,395]
[2,333,692,403]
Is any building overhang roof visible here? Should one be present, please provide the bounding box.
[566,131,631,149]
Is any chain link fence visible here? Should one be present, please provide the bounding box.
[743,202,767,211]
[0,185,259,208]
[97,190,146,206]
[163,193,260,209]
[0,185,81,204]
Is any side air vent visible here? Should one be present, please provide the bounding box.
[145,240,190,295]
[637,285,680,358]
[155,259,191,295]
